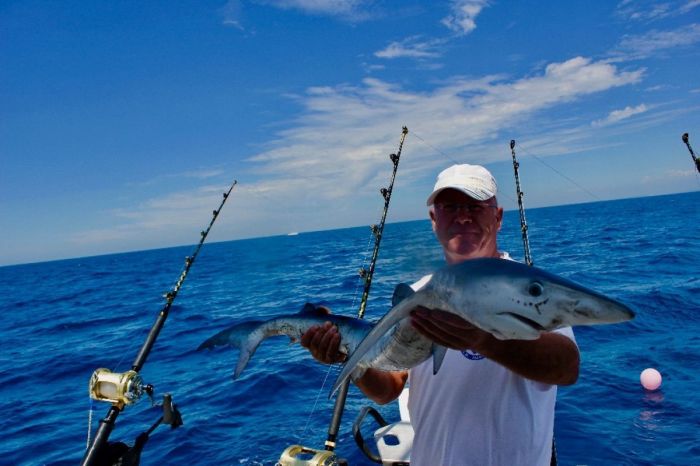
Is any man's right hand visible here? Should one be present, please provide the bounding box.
[300,321,346,364]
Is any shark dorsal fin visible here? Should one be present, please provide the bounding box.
[392,283,415,307]
[299,303,332,317]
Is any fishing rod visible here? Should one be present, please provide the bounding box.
[509,140,533,267]
[81,180,237,466]
[278,127,409,466]
[682,133,700,173]
[508,140,559,465]
[324,126,409,452]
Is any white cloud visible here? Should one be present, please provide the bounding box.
[71,184,231,245]
[642,168,695,184]
[592,104,649,127]
[681,0,700,12]
[73,57,645,249]
[245,57,642,198]
[612,23,700,60]
[374,1,489,63]
[441,0,489,35]
[221,0,245,29]
[615,0,699,21]
[256,0,372,19]
[375,36,445,59]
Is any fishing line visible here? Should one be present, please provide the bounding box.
[86,399,95,449]
[515,143,601,201]
[297,363,338,442]
[411,130,461,166]
[410,130,518,205]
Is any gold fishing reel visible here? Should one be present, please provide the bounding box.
[277,445,343,466]
[88,368,149,406]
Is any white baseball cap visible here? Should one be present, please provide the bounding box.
[426,164,498,205]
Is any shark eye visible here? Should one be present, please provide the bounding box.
[528,282,544,297]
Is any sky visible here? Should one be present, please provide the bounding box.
[2,0,699,266]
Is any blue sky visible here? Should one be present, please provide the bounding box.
[2,0,699,266]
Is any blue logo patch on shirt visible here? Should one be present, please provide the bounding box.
[461,349,485,360]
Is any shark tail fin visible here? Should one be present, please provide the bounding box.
[198,320,266,380]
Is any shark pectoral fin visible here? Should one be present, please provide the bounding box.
[431,343,447,375]
[392,283,415,306]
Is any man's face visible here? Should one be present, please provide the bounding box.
[430,189,503,264]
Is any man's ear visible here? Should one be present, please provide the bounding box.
[429,208,437,233]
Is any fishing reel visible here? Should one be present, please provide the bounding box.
[277,445,347,466]
[89,368,152,406]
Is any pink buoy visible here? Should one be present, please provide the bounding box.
[640,368,662,391]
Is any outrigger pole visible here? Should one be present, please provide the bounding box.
[682,133,700,173]
[509,140,533,266]
[81,180,237,466]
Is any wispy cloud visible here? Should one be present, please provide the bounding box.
[221,0,374,28]
[375,36,446,59]
[255,0,373,19]
[441,0,489,35]
[221,0,245,29]
[615,0,700,21]
[71,184,231,245]
[611,23,700,60]
[74,57,646,247]
[247,57,642,196]
[642,168,696,184]
[592,104,649,127]
[374,1,490,62]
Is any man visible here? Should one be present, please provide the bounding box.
[301,164,580,465]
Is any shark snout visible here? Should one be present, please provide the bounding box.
[557,287,635,325]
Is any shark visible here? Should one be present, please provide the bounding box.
[198,258,634,393]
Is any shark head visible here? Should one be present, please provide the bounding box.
[432,258,636,340]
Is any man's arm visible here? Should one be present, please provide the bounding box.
[300,322,408,404]
[411,307,579,385]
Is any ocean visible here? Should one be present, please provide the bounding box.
[1,190,699,466]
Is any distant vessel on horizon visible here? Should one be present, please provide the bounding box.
[287,232,299,236]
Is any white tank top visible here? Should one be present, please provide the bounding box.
[406,256,576,466]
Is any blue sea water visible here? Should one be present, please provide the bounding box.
[1,191,699,466]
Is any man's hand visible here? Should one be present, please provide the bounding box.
[410,306,493,352]
[300,321,346,364]
[410,306,580,385]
